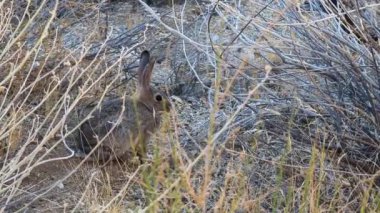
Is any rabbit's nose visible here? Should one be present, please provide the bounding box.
[164,100,171,112]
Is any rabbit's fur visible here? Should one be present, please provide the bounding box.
[75,50,170,162]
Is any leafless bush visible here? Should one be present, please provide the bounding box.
[141,0,379,209]
[1,0,379,211]
[0,0,147,209]
[270,0,380,173]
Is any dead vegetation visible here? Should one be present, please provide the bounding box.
[0,0,379,212]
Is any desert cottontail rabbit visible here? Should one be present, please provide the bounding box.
[75,50,170,162]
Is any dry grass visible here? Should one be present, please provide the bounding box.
[0,0,379,212]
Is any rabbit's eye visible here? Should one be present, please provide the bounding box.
[155,94,163,102]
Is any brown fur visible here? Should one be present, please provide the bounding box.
[76,50,171,163]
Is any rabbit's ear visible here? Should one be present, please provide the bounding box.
[138,50,155,92]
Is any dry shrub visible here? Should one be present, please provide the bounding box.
[0,1,145,210]
[141,0,380,210]
[1,0,379,212]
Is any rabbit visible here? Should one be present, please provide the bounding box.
[75,50,171,163]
